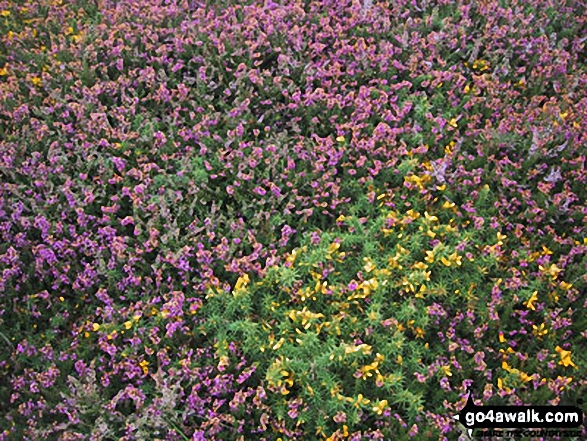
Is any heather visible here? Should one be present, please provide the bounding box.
[0,0,585,439]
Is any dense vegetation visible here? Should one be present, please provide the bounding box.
[0,0,585,439]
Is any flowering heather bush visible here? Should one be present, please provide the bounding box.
[0,0,586,439]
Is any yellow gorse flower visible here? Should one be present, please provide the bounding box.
[349,393,370,408]
[413,327,425,338]
[413,261,428,270]
[233,274,250,296]
[555,346,576,368]
[524,291,539,310]
[518,372,533,383]
[560,281,572,291]
[217,355,230,370]
[532,323,548,337]
[363,257,376,273]
[539,264,562,279]
[498,331,506,343]
[328,242,340,254]
[497,378,512,394]
[372,399,389,415]
[450,252,462,266]
[554,376,573,392]
[405,209,420,221]
[343,343,372,356]
[472,59,490,71]
[314,279,330,295]
[271,338,285,350]
[424,211,438,222]
[404,174,431,190]
[361,277,378,294]
[502,361,534,383]
[288,307,325,327]
[442,200,455,210]
[496,232,506,245]
[424,250,435,263]
[358,361,380,379]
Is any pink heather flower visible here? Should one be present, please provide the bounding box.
[121,216,134,226]
[440,377,451,391]
[408,424,418,437]
[154,130,167,145]
[171,61,183,73]
[253,186,266,196]
[394,414,408,429]
[198,66,207,81]
[111,157,126,172]
[310,231,321,245]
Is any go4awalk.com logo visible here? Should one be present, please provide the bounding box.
[453,393,584,439]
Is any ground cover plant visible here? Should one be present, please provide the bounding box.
[0,0,586,439]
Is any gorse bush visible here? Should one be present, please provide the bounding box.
[203,177,584,439]
[0,0,585,440]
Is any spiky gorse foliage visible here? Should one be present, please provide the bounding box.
[0,0,586,440]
